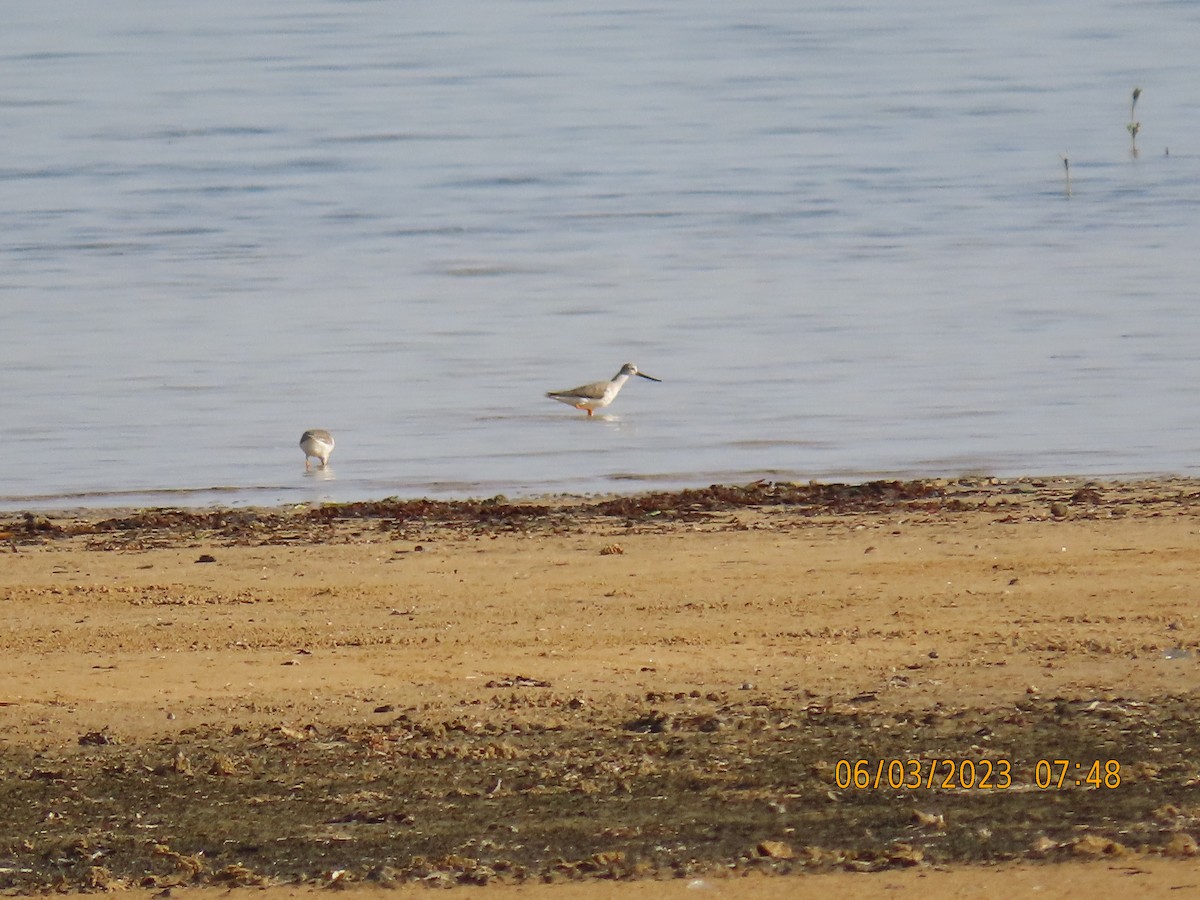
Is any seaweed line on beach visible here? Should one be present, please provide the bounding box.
[6,477,1200,548]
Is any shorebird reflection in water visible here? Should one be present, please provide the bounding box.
[546,363,661,417]
[299,429,335,470]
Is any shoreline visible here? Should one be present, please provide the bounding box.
[6,473,1200,532]
[2,471,1196,520]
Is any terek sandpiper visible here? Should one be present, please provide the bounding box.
[300,429,335,470]
[546,363,661,416]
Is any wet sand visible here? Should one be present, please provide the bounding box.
[2,477,1200,896]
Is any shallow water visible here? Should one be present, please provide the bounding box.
[3,1,1200,509]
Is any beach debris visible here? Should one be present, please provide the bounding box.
[211,863,270,887]
[623,710,670,733]
[8,689,1200,890]
[84,867,127,891]
[911,810,945,829]
[599,543,624,555]
[1164,833,1200,857]
[150,842,204,878]
[756,840,795,860]
[888,842,924,866]
[274,724,318,741]
[78,728,120,746]
[1152,804,1183,822]
[1070,835,1129,857]
[485,675,551,688]
[17,476,1200,550]
[16,512,63,536]
[170,750,193,776]
[195,554,216,564]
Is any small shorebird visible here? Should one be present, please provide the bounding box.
[299,429,335,470]
[546,363,661,416]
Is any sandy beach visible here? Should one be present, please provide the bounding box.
[3,477,1200,897]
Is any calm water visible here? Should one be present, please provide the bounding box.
[3,1,1200,510]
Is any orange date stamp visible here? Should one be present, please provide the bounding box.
[834,758,1121,790]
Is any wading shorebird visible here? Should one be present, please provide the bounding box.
[299,429,335,470]
[546,363,661,416]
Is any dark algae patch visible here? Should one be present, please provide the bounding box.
[8,479,954,546]
[8,476,1200,548]
[3,692,1200,891]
